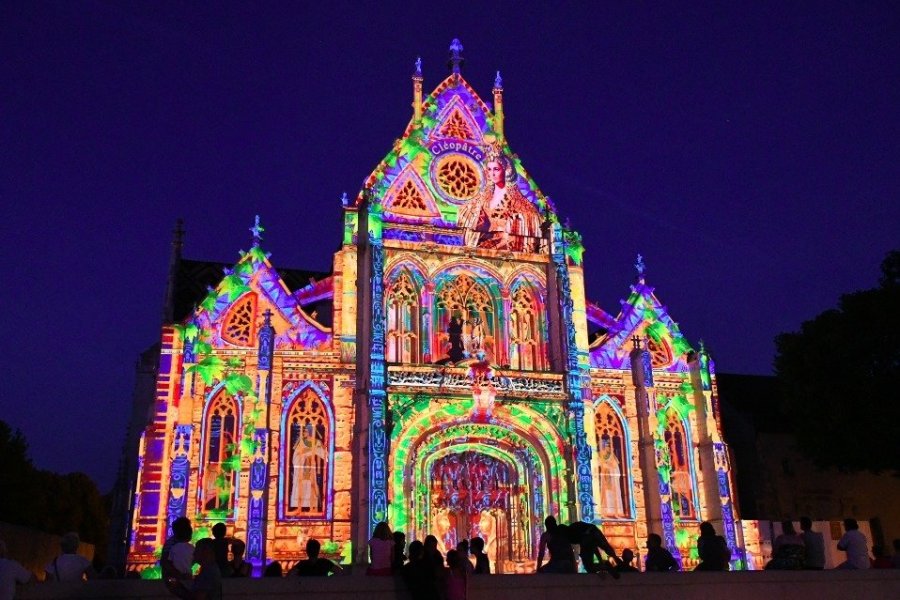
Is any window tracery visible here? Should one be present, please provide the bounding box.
[595,401,630,518]
[221,293,257,346]
[386,271,420,363]
[438,108,476,141]
[389,179,432,216]
[647,337,672,368]
[508,283,545,370]
[436,155,481,201]
[284,388,330,517]
[435,274,496,360]
[201,393,239,516]
[664,411,696,519]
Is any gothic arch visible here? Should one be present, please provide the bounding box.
[199,384,242,518]
[664,409,699,520]
[432,270,500,362]
[507,279,547,371]
[385,268,422,364]
[220,292,257,346]
[592,396,634,519]
[279,381,334,520]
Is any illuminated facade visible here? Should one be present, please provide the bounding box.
[126,41,754,574]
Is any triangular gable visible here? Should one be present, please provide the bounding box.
[590,282,694,371]
[383,166,441,219]
[187,245,332,352]
[431,94,483,143]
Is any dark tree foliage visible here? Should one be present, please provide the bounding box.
[0,420,109,552]
[774,250,900,474]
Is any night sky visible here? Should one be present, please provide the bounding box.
[3,2,898,492]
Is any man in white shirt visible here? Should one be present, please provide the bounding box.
[836,518,870,570]
[799,517,825,569]
[44,533,95,582]
[0,540,32,600]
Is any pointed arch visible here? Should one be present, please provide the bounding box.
[593,396,633,519]
[433,271,499,362]
[220,292,257,346]
[664,409,698,520]
[384,167,441,219]
[433,96,483,143]
[280,381,334,520]
[508,279,547,371]
[386,269,421,364]
[199,385,241,518]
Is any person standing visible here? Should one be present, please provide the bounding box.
[799,517,825,570]
[210,523,231,577]
[470,537,490,574]
[836,519,870,570]
[0,540,32,600]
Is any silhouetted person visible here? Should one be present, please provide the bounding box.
[444,549,468,600]
[424,535,444,572]
[162,517,194,587]
[836,518,869,570]
[45,532,96,582]
[170,538,222,600]
[367,521,394,575]
[799,517,825,570]
[455,539,474,575]
[228,539,251,577]
[766,520,805,570]
[293,539,342,576]
[470,537,490,574]
[617,549,639,573]
[871,545,892,569]
[0,539,32,598]
[210,523,231,577]
[695,522,730,571]
[263,561,283,577]
[402,540,440,600]
[392,531,407,569]
[539,523,576,573]
[568,521,621,576]
[536,516,556,572]
[644,534,678,572]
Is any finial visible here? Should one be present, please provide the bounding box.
[262,308,273,327]
[699,339,707,354]
[635,253,646,283]
[414,56,422,77]
[250,215,264,246]
[448,38,464,74]
[340,192,350,207]
[494,70,503,89]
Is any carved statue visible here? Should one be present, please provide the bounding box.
[290,424,327,512]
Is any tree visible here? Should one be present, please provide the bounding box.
[774,250,900,473]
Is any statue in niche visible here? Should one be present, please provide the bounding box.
[289,423,326,513]
[447,316,465,362]
[478,510,498,572]
[468,353,496,422]
[457,145,542,252]
[434,509,455,557]
[598,439,626,517]
[463,316,485,357]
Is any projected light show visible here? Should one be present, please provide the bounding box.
[127,40,757,575]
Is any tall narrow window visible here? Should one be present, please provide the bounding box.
[508,283,545,370]
[435,274,496,362]
[201,393,239,517]
[284,388,330,518]
[594,401,631,518]
[386,271,420,363]
[664,411,696,519]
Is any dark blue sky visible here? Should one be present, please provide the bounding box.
[2,2,898,491]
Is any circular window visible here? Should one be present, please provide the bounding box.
[434,154,482,202]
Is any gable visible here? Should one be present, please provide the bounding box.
[383,166,441,219]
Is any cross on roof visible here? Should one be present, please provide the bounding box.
[250,215,264,246]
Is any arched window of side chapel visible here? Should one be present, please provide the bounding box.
[664,409,697,519]
[200,392,239,517]
[283,387,330,518]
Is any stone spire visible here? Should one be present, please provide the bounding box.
[448,38,464,74]
[412,56,424,123]
[162,218,184,324]
[492,70,504,140]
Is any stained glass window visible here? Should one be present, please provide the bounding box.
[594,401,631,518]
[435,274,495,361]
[221,293,257,346]
[436,155,481,201]
[664,411,696,519]
[201,393,238,516]
[508,283,545,370]
[386,271,420,363]
[284,388,330,517]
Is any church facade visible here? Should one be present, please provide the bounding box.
[126,41,757,574]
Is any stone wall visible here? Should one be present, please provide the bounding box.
[15,570,900,600]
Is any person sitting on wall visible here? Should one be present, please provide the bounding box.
[537,522,576,574]
[694,522,731,571]
[402,540,440,600]
[567,521,622,577]
[799,517,825,570]
[766,520,806,570]
[170,538,222,600]
[292,539,343,577]
[616,549,640,573]
[162,517,194,587]
[644,534,679,572]
[44,532,96,582]
[836,518,870,570]
[367,521,395,576]
[227,539,251,578]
